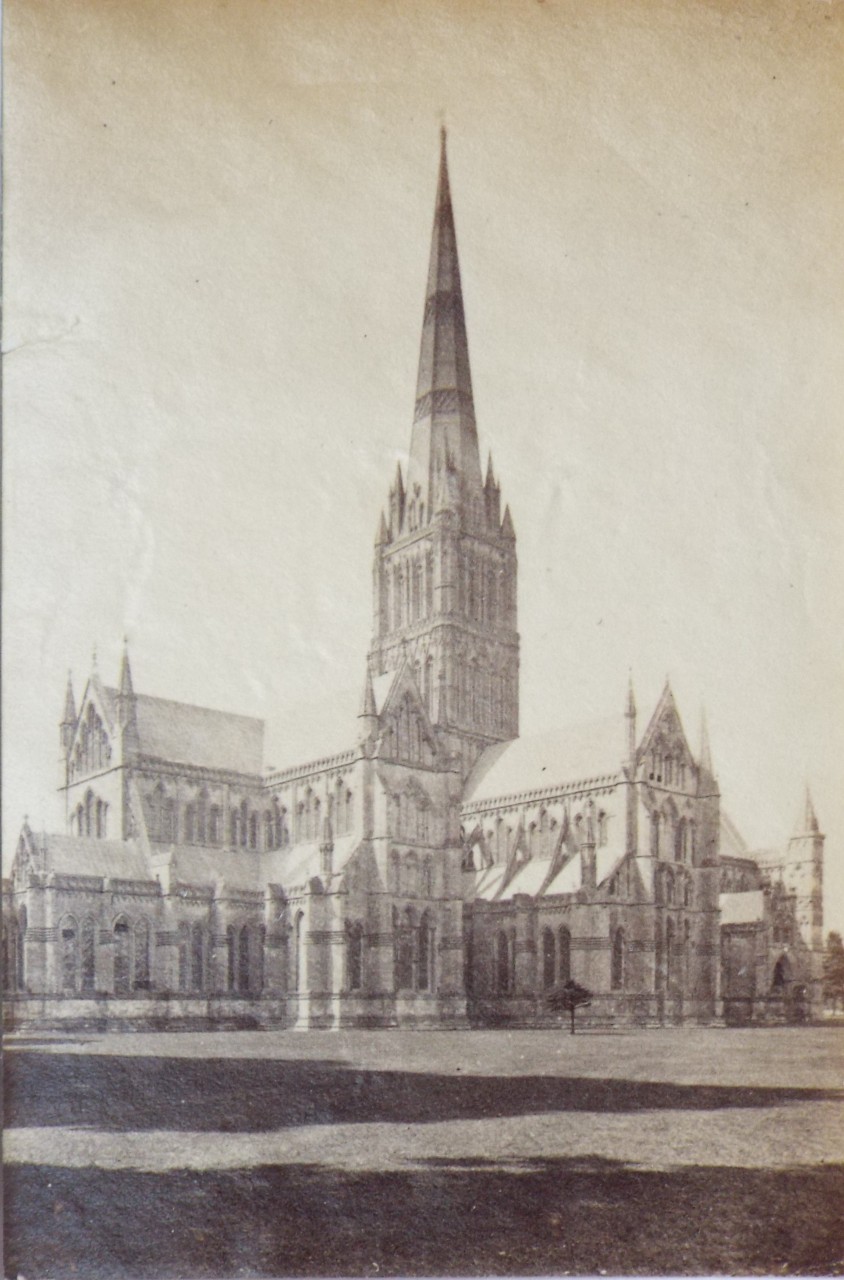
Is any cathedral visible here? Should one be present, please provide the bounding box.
[2,135,825,1031]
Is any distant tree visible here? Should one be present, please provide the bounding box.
[547,978,593,1035]
[823,932,844,1013]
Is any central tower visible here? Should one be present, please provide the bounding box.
[369,132,519,776]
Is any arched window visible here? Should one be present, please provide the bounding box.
[231,809,241,847]
[113,916,131,995]
[209,806,222,845]
[390,849,401,894]
[264,810,274,849]
[772,954,791,991]
[393,565,404,629]
[249,813,258,850]
[395,907,415,990]
[184,804,197,845]
[226,925,236,991]
[197,791,208,844]
[418,910,433,991]
[134,917,151,990]
[84,790,94,838]
[424,657,433,714]
[650,811,660,857]
[256,925,266,993]
[238,925,250,993]
[178,923,190,992]
[347,921,363,991]
[665,918,675,992]
[675,819,686,862]
[421,857,433,896]
[405,851,418,897]
[61,916,80,993]
[412,561,422,621]
[425,552,433,616]
[542,927,556,990]
[294,911,306,993]
[558,926,572,984]
[81,916,96,993]
[191,923,205,992]
[161,798,175,844]
[611,927,624,990]
[495,931,511,996]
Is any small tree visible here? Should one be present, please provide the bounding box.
[547,978,593,1034]
[823,932,844,1013]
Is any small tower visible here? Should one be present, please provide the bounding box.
[785,787,824,955]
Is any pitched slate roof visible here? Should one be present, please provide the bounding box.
[464,715,627,806]
[134,694,264,775]
[37,834,152,882]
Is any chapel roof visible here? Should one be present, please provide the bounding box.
[25,832,152,882]
[134,694,264,775]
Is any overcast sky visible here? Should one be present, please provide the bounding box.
[4,0,843,927]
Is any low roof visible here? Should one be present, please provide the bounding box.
[37,833,152,882]
[720,889,765,925]
[135,694,264,775]
[464,715,626,806]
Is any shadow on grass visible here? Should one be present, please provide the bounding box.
[5,1052,843,1132]
[5,1157,843,1277]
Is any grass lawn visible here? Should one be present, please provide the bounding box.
[4,1025,844,1276]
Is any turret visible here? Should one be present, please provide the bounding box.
[358,665,379,748]
[60,672,77,754]
[116,639,139,756]
[625,673,637,765]
[786,785,824,955]
[697,709,717,799]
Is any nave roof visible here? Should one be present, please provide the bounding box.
[464,714,628,806]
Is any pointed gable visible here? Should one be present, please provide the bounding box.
[377,661,439,767]
[407,129,483,517]
[636,682,694,785]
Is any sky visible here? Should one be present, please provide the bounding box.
[4,0,843,928]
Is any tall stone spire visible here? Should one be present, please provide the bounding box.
[408,128,482,516]
[369,134,520,771]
